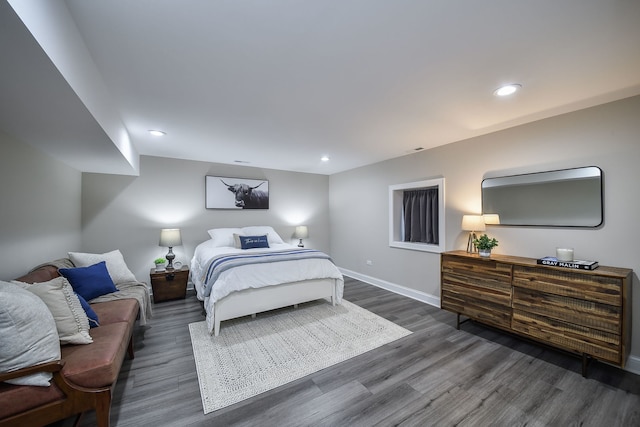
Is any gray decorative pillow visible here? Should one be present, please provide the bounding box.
[0,281,60,386]
[69,249,137,284]
[13,277,92,345]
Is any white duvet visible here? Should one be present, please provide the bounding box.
[190,240,344,330]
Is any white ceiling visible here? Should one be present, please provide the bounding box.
[3,0,640,175]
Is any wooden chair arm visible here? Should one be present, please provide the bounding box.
[0,360,64,382]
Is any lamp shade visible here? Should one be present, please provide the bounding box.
[461,215,486,232]
[159,228,182,247]
[483,214,500,225]
[294,225,309,239]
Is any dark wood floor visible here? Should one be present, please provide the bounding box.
[68,277,640,427]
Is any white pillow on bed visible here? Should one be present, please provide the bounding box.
[207,228,242,247]
[241,226,285,245]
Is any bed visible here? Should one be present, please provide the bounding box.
[190,226,344,335]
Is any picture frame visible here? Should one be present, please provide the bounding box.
[205,176,269,209]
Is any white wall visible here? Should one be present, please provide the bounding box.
[81,155,330,283]
[0,130,82,280]
[330,95,640,365]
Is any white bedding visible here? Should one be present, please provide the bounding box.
[190,240,344,332]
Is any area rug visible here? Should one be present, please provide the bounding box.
[189,299,412,414]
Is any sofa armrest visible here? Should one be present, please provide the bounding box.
[0,361,64,382]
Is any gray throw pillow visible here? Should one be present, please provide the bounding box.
[0,281,61,386]
[13,277,92,345]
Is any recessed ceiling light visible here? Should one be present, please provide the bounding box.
[148,130,166,136]
[321,156,330,162]
[493,84,522,97]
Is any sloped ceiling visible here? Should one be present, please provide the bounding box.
[3,0,640,175]
[1,0,138,175]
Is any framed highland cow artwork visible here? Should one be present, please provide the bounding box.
[205,176,269,209]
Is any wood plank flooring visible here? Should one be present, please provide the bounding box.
[67,277,640,426]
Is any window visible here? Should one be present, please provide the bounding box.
[389,178,445,253]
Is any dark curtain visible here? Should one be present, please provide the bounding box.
[403,188,438,244]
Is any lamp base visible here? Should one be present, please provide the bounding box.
[166,247,176,269]
[297,239,304,248]
[466,232,477,253]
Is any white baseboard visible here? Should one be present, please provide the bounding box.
[339,267,440,308]
[339,268,640,376]
[625,355,640,375]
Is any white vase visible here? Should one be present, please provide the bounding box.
[478,249,491,258]
[155,263,166,271]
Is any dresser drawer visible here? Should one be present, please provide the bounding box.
[513,265,621,306]
[512,309,620,364]
[442,285,511,329]
[512,287,620,334]
[441,255,512,329]
[442,256,512,294]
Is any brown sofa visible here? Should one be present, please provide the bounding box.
[0,264,141,427]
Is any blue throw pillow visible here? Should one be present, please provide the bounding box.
[75,293,100,328]
[239,235,270,249]
[59,261,118,301]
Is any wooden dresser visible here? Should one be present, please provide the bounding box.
[441,250,632,375]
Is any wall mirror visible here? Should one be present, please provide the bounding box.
[481,166,603,227]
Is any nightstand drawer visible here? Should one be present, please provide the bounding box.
[150,268,189,303]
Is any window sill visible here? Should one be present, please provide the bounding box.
[389,241,444,253]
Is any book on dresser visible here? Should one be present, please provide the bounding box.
[537,256,599,270]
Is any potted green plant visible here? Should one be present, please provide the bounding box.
[154,257,167,271]
[473,234,499,257]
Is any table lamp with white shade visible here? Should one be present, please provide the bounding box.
[294,225,309,248]
[159,228,182,269]
[461,215,485,253]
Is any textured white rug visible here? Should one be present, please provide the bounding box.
[189,299,412,414]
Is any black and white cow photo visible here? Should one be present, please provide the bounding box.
[205,176,269,209]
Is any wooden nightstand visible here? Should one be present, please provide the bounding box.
[150,266,189,303]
